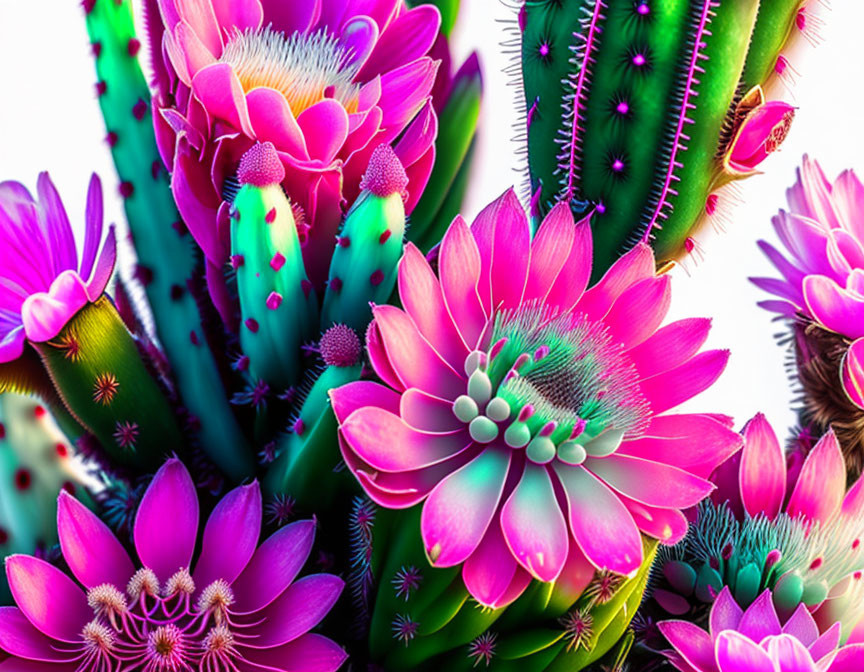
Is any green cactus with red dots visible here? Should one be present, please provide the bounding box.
[521,0,811,277]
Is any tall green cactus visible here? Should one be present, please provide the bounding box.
[522,0,806,277]
[82,0,253,477]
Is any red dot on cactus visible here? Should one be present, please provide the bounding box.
[95,80,108,96]
[370,269,385,286]
[320,324,362,367]
[270,252,286,271]
[293,418,305,436]
[171,220,187,236]
[132,99,147,121]
[152,161,164,180]
[127,38,141,56]
[775,55,788,74]
[330,276,343,292]
[106,131,118,146]
[190,331,200,346]
[135,264,153,286]
[265,207,277,224]
[62,481,77,495]
[238,141,285,186]
[0,423,4,439]
[245,318,259,333]
[632,53,646,67]
[230,255,244,269]
[809,557,823,571]
[0,527,8,544]
[266,292,283,310]
[337,236,350,248]
[119,181,134,198]
[170,284,185,300]
[82,0,96,14]
[91,41,102,57]
[705,193,719,215]
[379,229,392,244]
[236,355,250,372]
[596,201,606,214]
[33,405,46,419]
[615,101,629,115]
[14,469,31,491]
[55,443,69,458]
[360,144,408,197]
[796,8,806,30]
[301,279,313,298]
[685,238,696,253]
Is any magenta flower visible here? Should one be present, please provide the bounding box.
[332,189,740,608]
[753,156,864,411]
[0,173,115,363]
[153,0,441,286]
[659,587,864,672]
[0,458,346,671]
[722,96,796,177]
[711,415,864,524]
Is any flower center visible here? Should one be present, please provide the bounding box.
[148,624,187,665]
[451,305,649,465]
[220,27,361,116]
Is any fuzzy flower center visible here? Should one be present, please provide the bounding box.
[451,305,649,465]
[220,26,361,116]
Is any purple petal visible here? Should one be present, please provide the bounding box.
[657,620,717,672]
[253,574,344,648]
[193,482,261,590]
[232,519,315,614]
[739,413,786,519]
[358,5,440,80]
[78,174,103,281]
[260,0,321,33]
[782,603,819,647]
[134,458,199,582]
[786,430,845,524]
[710,586,744,636]
[85,225,116,299]
[438,215,488,349]
[765,635,818,672]
[715,631,775,672]
[0,326,26,364]
[340,16,379,70]
[803,275,864,339]
[243,633,347,672]
[842,338,864,410]
[500,464,569,582]
[5,556,89,642]
[738,590,782,642]
[209,0,263,32]
[35,173,76,275]
[56,491,134,590]
[421,448,509,566]
[0,608,76,662]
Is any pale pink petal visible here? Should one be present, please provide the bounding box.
[715,631,775,672]
[605,276,672,349]
[657,620,717,672]
[330,380,401,424]
[365,321,405,392]
[421,448,510,566]
[439,215,487,349]
[56,491,134,590]
[20,270,90,342]
[554,464,642,574]
[5,556,89,642]
[175,0,223,55]
[400,388,463,433]
[587,455,714,509]
[639,350,730,415]
[297,100,350,164]
[134,458,199,582]
[500,464,569,582]
[765,635,818,672]
[576,243,655,321]
[782,604,819,647]
[786,430,845,524]
[739,413,786,519]
[173,21,217,80]
[833,169,864,240]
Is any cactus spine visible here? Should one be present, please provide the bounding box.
[82,0,253,476]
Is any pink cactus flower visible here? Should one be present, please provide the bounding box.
[152,0,442,289]
[0,173,116,363]
[332,189,741,608]
[711,416,864,524]
[0,458,347,671]
[723,96,796,176]
[659,587,864,672]
[753,156,864,411]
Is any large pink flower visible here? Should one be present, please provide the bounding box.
[332,189,740,608]
[0,173,115,363]
[660,587,864,672]
[753,156,864,410]
[0,458,346,671]
[153,0,441,287]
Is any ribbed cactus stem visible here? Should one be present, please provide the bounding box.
[82,0,253,477]
[31,298,182,468]
[322,145,408,333]
[231,142,318,391]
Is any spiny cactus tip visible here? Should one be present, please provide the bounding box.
[238,141,285,187]
[320,324,362,368]
[360,144,408,198]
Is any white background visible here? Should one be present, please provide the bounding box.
[0,1,861,441]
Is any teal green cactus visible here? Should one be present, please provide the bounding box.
[364,504,657,670]
[31,298,182,468]
[408,55,483,253]
[82,0,253,477]
[0,393,95,602]
[231,142,318,391]
[521,0,806,277]
[265,324,364,506]
[321,145,408,334]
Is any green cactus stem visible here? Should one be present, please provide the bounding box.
[522,0,806,277]
[31,297,182,468]
[231,142,318,391]
[322,145,408,333]
[82,0,253,477]
[408,55,482,252]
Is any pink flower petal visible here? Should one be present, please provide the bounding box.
[260,0,321,33]
[134,458,199,583]
[400,388,463,433]
[587,455,714,509]
[0,607,78,663]
[628,318,712,380]
[341,16,379,70]
[809,622,841,662]
[833,169,864,241]
[254,574,344,648]
[0,326,25,364]
[462,521,519,608]
[403,145,435,214]
[85,225,116,300]
[739,413,786,519]
[5,556,89,642]
[576,243,655,321]
[842,470,864,518]
[620,495,688,544]
[711,586,744,635]
[605,276,672,349]
[378,58,439,135]
[757,239,806,294]
[523,202,575,304]
[842,338,864,410]
[398,243,469,368]
[765,634,818,672]
[782,603,819,647]
[174,0,223,55]
[827,644,864,672]
[79,174,103,282]
[796,155,842,230]
[639,349,730,415]
[358,5,439,80]
[209,0,263,32]
[439,215,488,349]
[56,491,134,590]
[193,482,261,590]
[393,101,437,169]
[500,464,569,582]
[421,448,510,567]
[191,63,253,137]
[20,270,90,343]
[786,430,845,524]
[297,99,350,164]
[470,189,531,311]
[715,631,775,672]
[232,519,315,614]
[554,464,642,574]
[243,633,347,672]
[372,304,464,398]
[365,320,405,392]
[173,21,217,81]
[738,590,782,642]
[330,381,401,424]
[657,620,716,672]
[246,87,308,159]
[341,406,468,472]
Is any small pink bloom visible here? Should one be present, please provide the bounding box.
[842,338,864,410]
[724,93,796,176]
